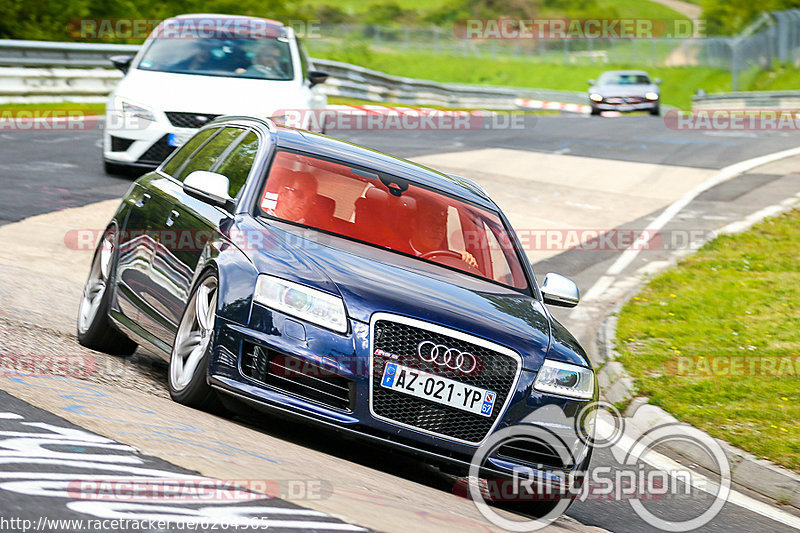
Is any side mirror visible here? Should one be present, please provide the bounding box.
[654,78,662,85]
[588,79,596,85]
[308,70,329,86]
[183,171,235,211]
[110,55,133,74]
[541,273,580,308]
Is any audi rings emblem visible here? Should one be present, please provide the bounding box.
[417,341,478,373]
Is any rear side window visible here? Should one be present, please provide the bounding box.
[214,131,259,198]
[162,127,217,177]
[173,127,244,182]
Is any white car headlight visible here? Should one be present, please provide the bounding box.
[254,274,348,333]
[589,93,603,102]
[115,97,156,122]
[533,359,594,400]
[645,92,659,100]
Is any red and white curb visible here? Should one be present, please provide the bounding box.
[324,104,497,117]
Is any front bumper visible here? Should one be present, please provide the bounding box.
[591,99,658,112]
[103,108,207,168]
[208,311,596,482]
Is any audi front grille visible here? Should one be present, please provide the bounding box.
[369,313,521,445]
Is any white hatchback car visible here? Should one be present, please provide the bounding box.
[103,14,328,175]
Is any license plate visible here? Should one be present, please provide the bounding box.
[167,132,193,147]
[380,362,496,417]
[618,105,633,111]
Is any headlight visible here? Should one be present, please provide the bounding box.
[645,92,659,100]
[589,93,603,102]
[115,97,155,122]
[533,359,594,400]
[254,274,348,333]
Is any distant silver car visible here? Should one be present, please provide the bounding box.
[588,70,660,116]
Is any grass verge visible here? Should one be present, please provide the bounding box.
[615,209,800,472]
[0,102,105,114]
[309,46,732,109]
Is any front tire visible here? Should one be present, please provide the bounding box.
[650,105,660,116]
[590,106,601,116]
[77,228,138,356]
[169,271,220,410]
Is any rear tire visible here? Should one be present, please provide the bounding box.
[169,270,221,411]
[77,228,138,356]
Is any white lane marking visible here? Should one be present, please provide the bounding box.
[580,275,615,303]
[606,145,800,276]
[599,418,800,529]
[0,413,23,419]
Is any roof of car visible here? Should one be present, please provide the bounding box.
[168,13,284,27]
[207,115,496,208]
[281,127,495,208]
[601,70,650,76]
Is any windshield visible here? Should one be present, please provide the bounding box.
[138,36,294,80]
[259,151,529,290]
[598,73,651,85]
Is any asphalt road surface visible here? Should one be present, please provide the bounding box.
[1,113,799,532]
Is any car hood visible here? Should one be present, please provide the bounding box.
[246,220,564,369]
[113,68,309,116]
[589,84,658,97]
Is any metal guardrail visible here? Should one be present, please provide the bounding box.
[693,90,800,110]
[0,39,140,68]
[0,39,586,108]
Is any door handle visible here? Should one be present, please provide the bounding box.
[134,193,151,208]
[165,209,180,227]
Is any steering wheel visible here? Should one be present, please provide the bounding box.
[420,249,481,273]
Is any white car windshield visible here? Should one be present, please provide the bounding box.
[137,37,294,81]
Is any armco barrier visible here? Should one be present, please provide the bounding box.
[693,90,800,111]
[0,39,586,109]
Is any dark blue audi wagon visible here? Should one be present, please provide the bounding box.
[78,116,597,514]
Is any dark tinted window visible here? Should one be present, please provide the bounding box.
[162,128,217,177]
[215,131,259,197]
[174,127,244,181]
[138,37,294,81]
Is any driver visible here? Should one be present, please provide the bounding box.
[410,196,478,269]
[271,171,318,224]
[237,41,288,78]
